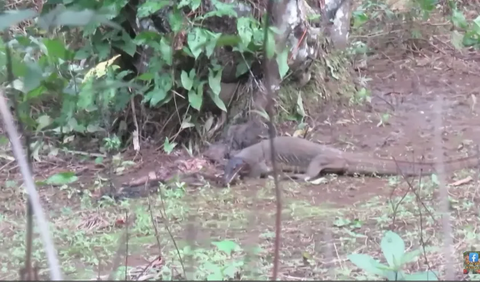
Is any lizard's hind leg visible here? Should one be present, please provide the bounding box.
[298,154,348,181]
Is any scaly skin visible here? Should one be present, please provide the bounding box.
[223,136,479,184]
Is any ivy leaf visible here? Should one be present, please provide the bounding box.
[46,172,78,186]
[158,37,172,65]
[137,1,169,18]
[36,115,52,132]
[208,90,227,112]
[163,137,177,154]
[114,32,137,56]
[265,29,276,59]
[23,62,44,93]
[276,48,289,79]
[208,68,222,95]
[403,271,438,281]
[43,38,74,61]
[204,30,221,58]
[187,27,208,59]
[235,61,249,77]
[188,89,203,110]
[168,9,183,33]
[144,73,172,106]
[211,240,241,256]
[451,9,468,30]
[237,17,253,46]
[296,93,306,117]
[145,88,167,106]
[181,70,194,90]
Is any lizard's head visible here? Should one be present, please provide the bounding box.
[224,157,248,185]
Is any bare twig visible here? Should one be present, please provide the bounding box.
[433,97,454,280]
[391,157,438,271]
[157,184,187,278]
[261,0,283,279]
[3,31,36,281]
[0,88,63,280]
[124,211,130,281]
[107,213,133,281]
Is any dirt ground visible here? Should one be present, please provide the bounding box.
[1,35,480,280]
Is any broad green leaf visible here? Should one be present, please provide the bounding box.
[190,0,202,11]
[46,172,78,185]
[473,16,480,34]
[404,271,438,281]
[450,30,464,50]
[168,10,183,33]
[0,135,8,146]
[381,231,405,269]
[159,37,172,65]
[138,72,154,81]
[144,73,172,106]
[237,17,253,46]
[205,262,223,281]
[385,270,406,281]
[353,12,369,28]
[265,29,276,59]
[235,61,249,77]
[178,0,191,9]
[296,93,306,117]
[181,70,194,90]
[137,1,169,18]
[451,9,468,29]
[24,62,44,93]
[208,90,227,112]
[188,89,202,110]
[201,0,237,19]
[36,115,52,132]
[223,264,239,279]
[134,31,162,45]
[43,38,73,61]
[187,28,207,59]
[348,254,388,277]
[145,87,167,106]
[113,32,137,56]
[95,157,104,165]
[204,30,221,58]
[276,48,289,79]
[86,124,101,133]
[208,68,222,95]
[462,30,479,47]
[212,240,241,255]
[0,9,37,31]
[401,246,439,265]
[163,137,177,154]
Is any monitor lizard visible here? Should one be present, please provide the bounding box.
[223,136,479,184]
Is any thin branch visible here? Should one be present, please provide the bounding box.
[433,97,454,280]
[0,88,63,280]
[262,0,283,279]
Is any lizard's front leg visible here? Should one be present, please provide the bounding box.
[246,161,272,178]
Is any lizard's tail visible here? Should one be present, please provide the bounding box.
[357,156,480,176]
